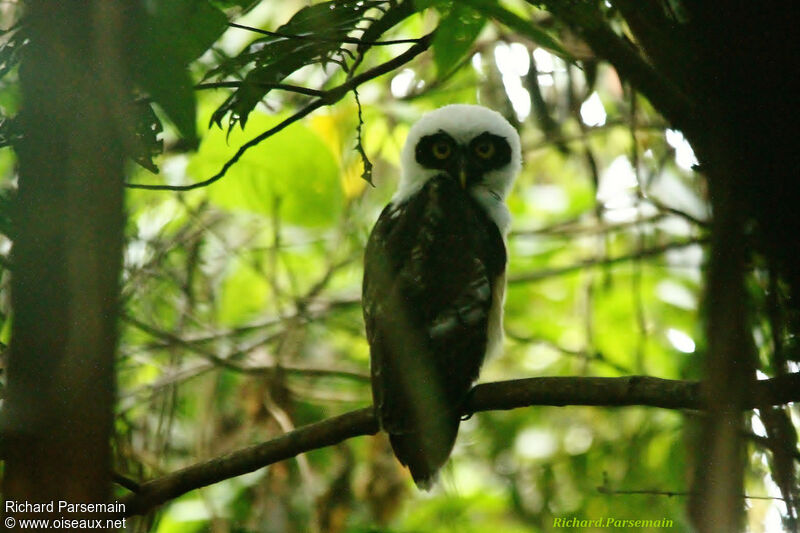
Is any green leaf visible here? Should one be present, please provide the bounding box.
[187,111,342,227]
[218,259,269,325]
[0,311,11,345]
[131,103,164,173]
[209,0,259,11]
[0,185,14,239]
[356,1,416,56]
[137,58,197,143]
[412,0,446,10]
[147,0,228,64]
[433,5,486,75]
[461,0,572,59]
[132,0,227,143]
[0,26,26,81]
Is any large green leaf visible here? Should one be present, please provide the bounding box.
[137,59,197,144]
[132,0,227,143]
[457,0,571,60]
[218,259,269,325]
[187,111,342,227]
[432,4,486,75]
[147,0,228,65]
[414,0,568,60]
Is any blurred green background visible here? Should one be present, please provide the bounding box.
[0,1,792,531]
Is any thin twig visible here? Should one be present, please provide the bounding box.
[508,237,708,284]
[121,314,369,382]
[227,21,421,46]
[527,120,668,153]
[125,32,434,191]
[510,213,668,238]
[598,486,787,502]
[505,332,632,375]
[195,81,325,98]
[352,87,373,184]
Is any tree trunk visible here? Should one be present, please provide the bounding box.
[2,2,127,526]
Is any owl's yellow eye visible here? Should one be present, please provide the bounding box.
[474,141,495,159]
[432,141,451,160]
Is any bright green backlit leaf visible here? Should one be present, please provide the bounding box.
[462,0,571,59]
[0,312,11,345]
[154,496,211,533]
[218,259,268,325]
[188,111,342,227]
[433,5,486,75]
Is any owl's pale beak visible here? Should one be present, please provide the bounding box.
[456,154,468,188]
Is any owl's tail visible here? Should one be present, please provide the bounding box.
[389,413,460,490]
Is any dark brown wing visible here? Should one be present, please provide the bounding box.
[362,176,506,488]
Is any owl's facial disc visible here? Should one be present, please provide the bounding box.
[415,131,512,188]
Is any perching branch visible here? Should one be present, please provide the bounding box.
[120,372,800,517]
[122,407,376,516]
[125,32,434,191]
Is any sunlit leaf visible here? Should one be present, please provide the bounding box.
[341,159,368,199]
[188,111,342,227]
[432,5,486,75]
[462,0,571,60]
[218,259,269,324]
[0,311,11,345]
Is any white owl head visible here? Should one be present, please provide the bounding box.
[394,104,522,232]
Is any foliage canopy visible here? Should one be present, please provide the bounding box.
[0,1,798,532]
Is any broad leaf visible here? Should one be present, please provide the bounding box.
[148,0,228,65]
[463,0,572,60]
[188,111,342,227]
[218,259,269,325]
[432,5,486,75]
[133,0,227,143]
[132,103,164,173]
[356,1,416,56]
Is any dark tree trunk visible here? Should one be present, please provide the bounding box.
[2,2,128,525]
[537,1,799,529]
